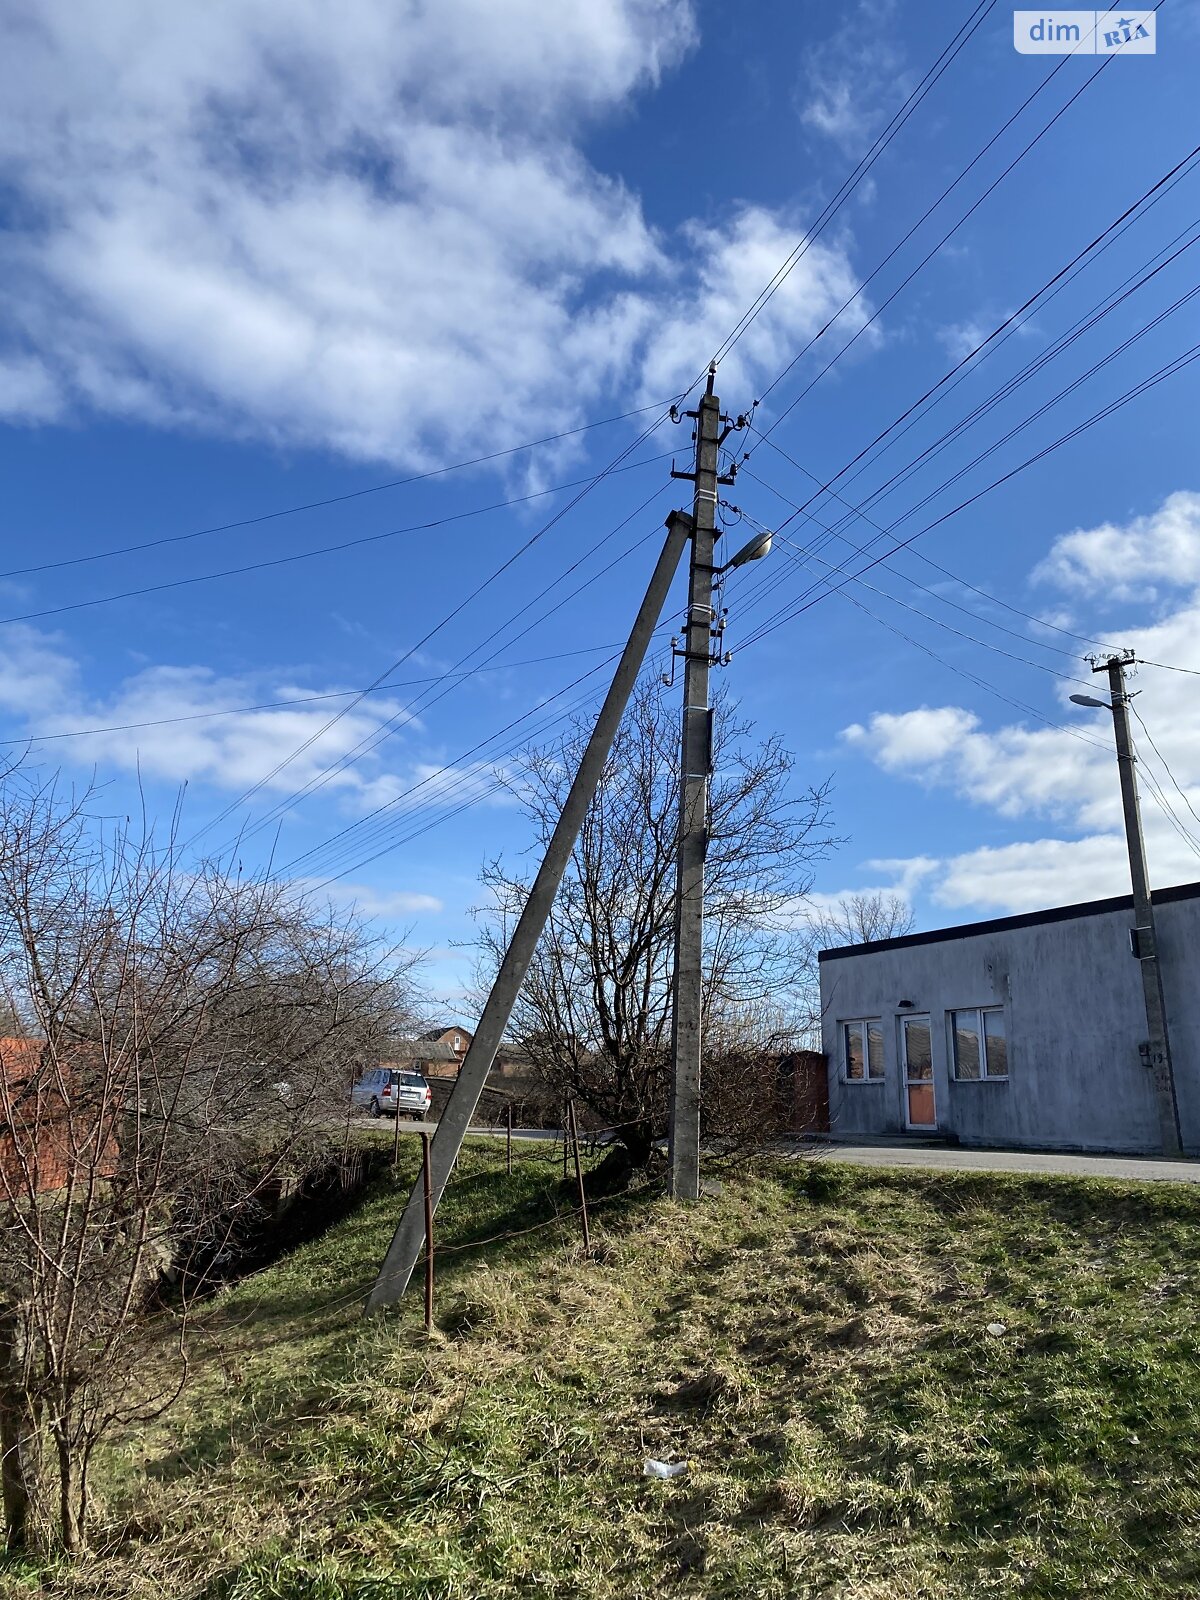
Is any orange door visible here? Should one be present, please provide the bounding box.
[901,1015,936,1130]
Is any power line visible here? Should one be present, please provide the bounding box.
[0,451,675,631]
[783,181,1200,558]
[214,483,677,857]
[185,406,686,850]
[1139,658,1200,678]
[2,6,998,607]
[742,462,1102,664]
[735,209,1200,647]
[733,281,1200,642]
[742,210,1200,633]
[286,632,678,888]
[0,399,678,584]
[768,528,1097,689]
[739,124,1200,568]
[736,337,1200,653]
[0,644,626,749]
[279,544,689,885]
[773,534,1111,749]
[1130,702,1200,838]
[1132,746,1200,863]
[755,20,1161,426]
[711,0,999,368]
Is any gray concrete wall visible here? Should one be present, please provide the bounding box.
[819,891,1200,1154]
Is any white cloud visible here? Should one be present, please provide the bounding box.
[931,836,1131,911]
[0,2,868,467]
[638,205,874,405]
[845,706,1120,826]
[0,355,65,422]
[797,0,910,152]
[0,624,474,815]
[1032,490,1200,602]
[936,312,1038,366]
[300,881,444,920]
[835,490,1200,921]
[937,320,993,365]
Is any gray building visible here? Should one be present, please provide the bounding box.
[819,881,1200,1155]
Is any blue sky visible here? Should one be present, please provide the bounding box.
[2,0,1199,1007]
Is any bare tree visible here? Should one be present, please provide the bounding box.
[790,890,916,1048]
[471,680,836,1160]
[0,768,419,1552]
[806,891,915,949]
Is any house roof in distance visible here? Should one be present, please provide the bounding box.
[0,1037,44,1086]
[383,1040,460,1062]
[417,1024,471,1042]
[818,879,1200,963]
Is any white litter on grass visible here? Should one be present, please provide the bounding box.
[644,1459,689,1479]
[986,1322,1008,1337]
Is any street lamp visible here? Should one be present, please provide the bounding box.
[714,528,773,575]
[1069,692,1111,710]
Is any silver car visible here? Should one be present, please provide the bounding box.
[352,1067,432,1120]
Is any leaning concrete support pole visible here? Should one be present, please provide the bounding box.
[366,511,692,1310]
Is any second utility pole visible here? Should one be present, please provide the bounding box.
[668,371,721,1200]
[1096,651,1182,1156]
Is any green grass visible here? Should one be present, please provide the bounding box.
[8,1143,1200,1599]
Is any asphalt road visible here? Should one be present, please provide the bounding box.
[812,1141,1200,1184]
[348,1116,1200,1183]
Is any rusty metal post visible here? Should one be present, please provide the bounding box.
[506,1101,513,1175]
[392,1103,401,1167]
[562,1100,570,1179]
[568,1100,591,1256]
[421,1131,434,1333]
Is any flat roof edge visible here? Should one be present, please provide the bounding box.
[817,879,1200,962]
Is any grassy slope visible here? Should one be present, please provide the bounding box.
[7,1142,1200,1600]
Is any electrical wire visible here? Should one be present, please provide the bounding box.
[1130,703,1200,837]
[1139,659,1200,678]
[0,451,675,632]
[710,0,999,367]
[185,403,688,850]
[290,635,679,889]
[215,483,676,858]
[767,527,1098,690]
[771,533,1111,749]
[287,602,684,887]
[735,338,1200,654]
[781,181,1200,560]
[742,470,1103,666]
[754,14,1167,428]
[2,3,999,605]
[0,400,680,585]
[0,644,628,749]
[730,275,1200,641]
[737,127,1200,579]
[741,215,1200,632]
[734,215,1200,648]
[1131,744,1200,862]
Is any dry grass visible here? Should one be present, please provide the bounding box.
[5,1145,1200,1598]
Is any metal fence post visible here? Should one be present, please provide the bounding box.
[421,1131,434,1334]
[568,1100,591,1256]
[506,1102,513,1176]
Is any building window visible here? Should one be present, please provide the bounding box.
[950,1008,1008,1080]
[842,1019,884,1082]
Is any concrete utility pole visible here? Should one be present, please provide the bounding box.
[366,510,693,1311]
[668,371,722,1200]
[1095,651,1182,1156]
